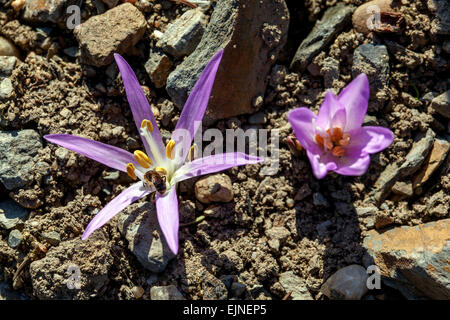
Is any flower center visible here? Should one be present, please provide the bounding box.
[315,127,350,157]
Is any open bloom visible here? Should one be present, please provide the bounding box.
[287,74,394,179]
[44,50,262,254]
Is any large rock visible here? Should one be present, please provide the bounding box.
[352,44,390,112]
[363,219,450,299]
[74,3,146,67]
[320,265,368,300]
[158,8,207,58]
[166,0,289,124]
[29,235,113,299]
[290,4,355,72]
[428,0,450,35]
[0,129,42,190]
[117,201,176,273]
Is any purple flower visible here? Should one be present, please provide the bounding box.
[44,50,262,254]
[287,74,394,179]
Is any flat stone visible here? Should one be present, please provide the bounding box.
[158,8,207,58]
[290,4,355,72]
[0,56,18,77]
[363,219,450,299]
[320,265,368,300]
[0,200,28,230]
[0,36,21,58]
[23,0,77,25]
[352,0,394,35]
[352,44,390,111]
[195,174,233,204]
[279,271,313,300]
[391,181,413,197]
[0,78,13,100]
[118,202,176,273]
[41,230,61,246]
[29,235,113,299]
[74,3,146,67]
[8,229,23,248]
[145,48,172,89]
[266,226,290,243]
[431,90,450,119]
[166,0,289,123]
[150,285,184,300]
[0,129,43,190]
[413,136,450,192]
[428,0,450,35]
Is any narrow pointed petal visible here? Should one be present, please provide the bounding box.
[44,134,136,172]
[338,74,370,132]
[171,49,223,165]
[82,182,150,240]
[331,107,346,129]
[306,150,337,179]
[316,90,344,130]
[172,152,263,184]
[114,53,165,157]
[288,107,321,154]
[155,187,179,254]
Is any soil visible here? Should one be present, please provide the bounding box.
[0,0,448,300]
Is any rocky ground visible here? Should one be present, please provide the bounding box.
[0,0,449,300]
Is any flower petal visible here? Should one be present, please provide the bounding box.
[338,74,370,132]
[348,126,394,156]
[287,107,321,153]
[82,182,150,240]
[44,134,136,172]
[331,107,346,130]
[306,150,337,179]
[316,90,344,130]
[172,152,263,184]
[333,154,371,176]
[114,53,165,158]
[155,187,179,254]
[171,49,223,166]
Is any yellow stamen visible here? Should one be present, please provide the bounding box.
[141,119,153,132]
[134,150,152,168]
[315,134,324,149]
[332,146,346,157]
[155,166,168,175]
[126,163,137,180]
[166,140,175,160]
[188,144,196,161]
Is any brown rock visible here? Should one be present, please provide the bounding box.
[391,181,413,197]
[195,174,233,204]
[413,137,450,192]
[145,48,172,88]
[363,219,450,299]
[0,36,21,58]
[74,3,146,67]
[166,0,289,124]
[374,213,394,230]
[352,0,399,35]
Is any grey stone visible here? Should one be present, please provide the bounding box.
[150,285,184,300]
[160,99,176,127]
[0,56,18,77]
[248,111,266,125]
[230,282,247,297]
[0,281,28,300]
[0,78,13,100]
[320,265,368,300]
[202,272,228,300]
[0,129,43,190]
[23,0,77,25]
[313,192,330,208]
[103,171,120,180]
[431,90,450,119]
[352,44,390,111]
[145,48,173,89]
[41,231,61,246]
[166,0,289,123]
[428,0,450,35]
[63,46,79,58]
[279,271,313,300]
[158,8,207,58]
[118,202,176,273]
[74,3,147,67]
[290,4,355,72]
[8,229,23,248]
[0,200,29,230]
